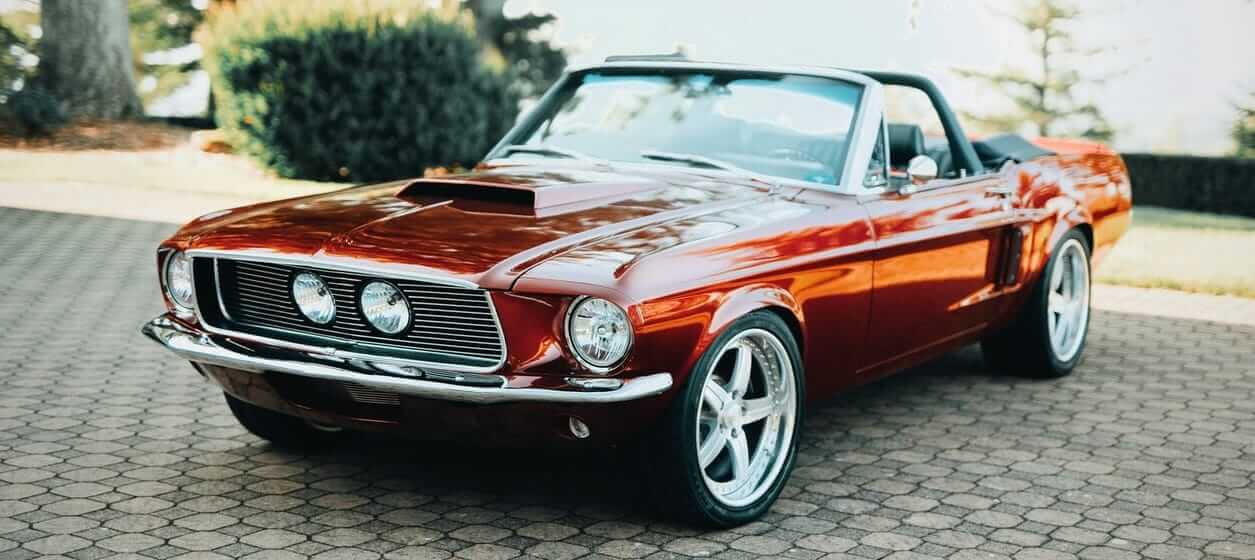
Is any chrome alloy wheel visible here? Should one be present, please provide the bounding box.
[1047,238,1091,363]
[695,328,798,508]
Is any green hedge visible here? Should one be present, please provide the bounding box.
[1122,153,1255,218]
[202,1,518,183]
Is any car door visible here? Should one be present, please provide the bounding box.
[858,175,1017,375]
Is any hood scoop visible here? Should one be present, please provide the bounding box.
[397,168,663,218]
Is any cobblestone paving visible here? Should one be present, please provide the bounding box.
[1,207,1253,560]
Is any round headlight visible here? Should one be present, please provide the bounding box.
[292,272,336,324]
[360,281,409,334]
[164,251,195,310]
[566,297,633,371]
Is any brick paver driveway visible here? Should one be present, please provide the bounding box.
[1,207,1253,560]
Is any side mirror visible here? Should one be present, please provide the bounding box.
[906,155,938,186]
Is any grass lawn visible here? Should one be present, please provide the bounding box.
[1096,206,1255,298]
[2,121,340,199]
[0,149,339,199]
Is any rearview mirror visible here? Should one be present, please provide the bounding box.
[907,155,938,186]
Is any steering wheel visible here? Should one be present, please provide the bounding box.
[768,147,822,163]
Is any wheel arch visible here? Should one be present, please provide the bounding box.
[1027,202,1094,289]
[706,284,804,347]
[1048,203,1094,253]
[760,305,804,359]
[682,284,807,386]
[1074,222,1094,252]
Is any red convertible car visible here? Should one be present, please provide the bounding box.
[144,58,1131,526]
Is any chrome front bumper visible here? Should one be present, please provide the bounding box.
[141,315,672,405]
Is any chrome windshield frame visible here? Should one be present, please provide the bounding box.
[486,60,886,196]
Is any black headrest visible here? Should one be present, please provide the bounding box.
[888,123,925,167]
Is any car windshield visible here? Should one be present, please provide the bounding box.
[501,71,864,186]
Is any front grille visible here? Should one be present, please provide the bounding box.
[198,257,505,369]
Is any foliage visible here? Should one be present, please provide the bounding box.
[1233,92,1255,158]
[5,86,68,135]
[129,0,207,104]
[954,0,1114,142]
[201,0,519,183]
[0,10,60,135]
[1122,153,1255,218]
[130,0,203,54]
[0,20,25,101]
[463,0,566,99]
[0,10,38,102]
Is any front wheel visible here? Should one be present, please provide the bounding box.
[983,229,1092,378]
[645,312,804,527]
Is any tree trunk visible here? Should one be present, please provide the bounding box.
[37,0,142,119]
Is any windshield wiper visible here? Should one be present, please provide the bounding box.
[498,144,597,161]
[639,150,774,186]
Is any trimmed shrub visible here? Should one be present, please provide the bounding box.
[4,87,68,136]
[202,1,519,182]
[1122,153,1255,218]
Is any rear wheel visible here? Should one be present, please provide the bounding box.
[645,312,804,527]
[983,229,1091,378]
[224,393,340,449]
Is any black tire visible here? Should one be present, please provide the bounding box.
[982,228,1091,378]
[642,311,805,527]
[224,393,340,449]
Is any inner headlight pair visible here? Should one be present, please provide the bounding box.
[292,272,409,334]
[566,297,633,372]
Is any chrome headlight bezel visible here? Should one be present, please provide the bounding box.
[564,296,634,374]
[163,250,196,311]
[291,272,337,325]
[360,280,410,335]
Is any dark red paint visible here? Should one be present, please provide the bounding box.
[160,139,1131,443]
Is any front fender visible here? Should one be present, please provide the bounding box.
[707,284,803,345]
[636,283,803,395]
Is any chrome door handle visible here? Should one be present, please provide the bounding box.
[985,185,1015,196]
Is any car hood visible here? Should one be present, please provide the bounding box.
[183,162,776,290]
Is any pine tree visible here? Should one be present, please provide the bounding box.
[462,0,566,99]
[129,0,206,105]
[955,0,1114,141]
[1233,93,1255,158]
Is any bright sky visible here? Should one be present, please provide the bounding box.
[507,0,1255,155]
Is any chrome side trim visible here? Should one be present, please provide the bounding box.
[142,315,672,405]
[897,174,997,196]
[872,214,1023,252]
[190,252,509,374]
